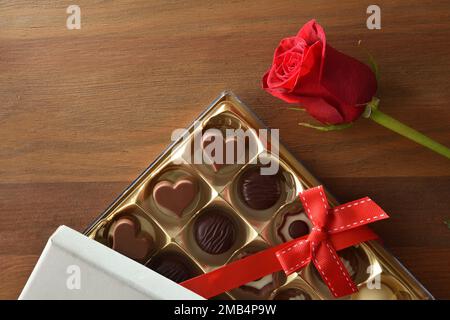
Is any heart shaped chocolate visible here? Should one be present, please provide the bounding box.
[153,178,198,217]
[111,217,153,261]
[202,131,239,172]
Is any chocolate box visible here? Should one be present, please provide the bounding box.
[84,91,433,300]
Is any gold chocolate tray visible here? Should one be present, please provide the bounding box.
[84,91,433,300]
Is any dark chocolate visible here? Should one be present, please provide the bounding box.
[277,208,312,242]
[194,210,236,255]
[273,288,312,300]
[288,220,309,239]
[238,167,281,210]
[146,252,196,283]
[111,217,153,261]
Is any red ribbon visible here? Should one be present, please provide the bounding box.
[181,185,389,298]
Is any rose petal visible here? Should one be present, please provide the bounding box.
[267,54,303,90]
[321,45,377,122]
[297,19,326,48]
[273,37,306,61]
[300,96,344,124]
[262,71,303,104]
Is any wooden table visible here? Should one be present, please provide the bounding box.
[1,0,449,299]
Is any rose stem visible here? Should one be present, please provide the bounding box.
[369,108,450,159]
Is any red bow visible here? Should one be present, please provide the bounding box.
[181,185,389,298]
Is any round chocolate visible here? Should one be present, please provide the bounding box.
[238,167,282,210]
[273,288,312,300]
[194,210,236,255]
[147,253,195,283]
[277,208,312,242]
[288,220,309,239]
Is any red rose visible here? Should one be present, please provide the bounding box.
[262,20,377,124]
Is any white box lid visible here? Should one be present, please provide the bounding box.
[19,225,204,300]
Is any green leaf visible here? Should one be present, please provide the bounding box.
[366,51,379,81]
[358,40,379,81]
[298,122,353,131]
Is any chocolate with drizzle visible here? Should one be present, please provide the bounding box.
[194,210,236,255]
[238,167,282,210]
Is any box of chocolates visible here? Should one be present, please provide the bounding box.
[84,91,433,300]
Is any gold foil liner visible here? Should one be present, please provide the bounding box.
[84,91,433,300]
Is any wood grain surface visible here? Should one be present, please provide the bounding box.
[1,0,449,299]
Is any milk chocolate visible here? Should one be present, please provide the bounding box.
[110,217,153,261]
[153,177,198,218]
